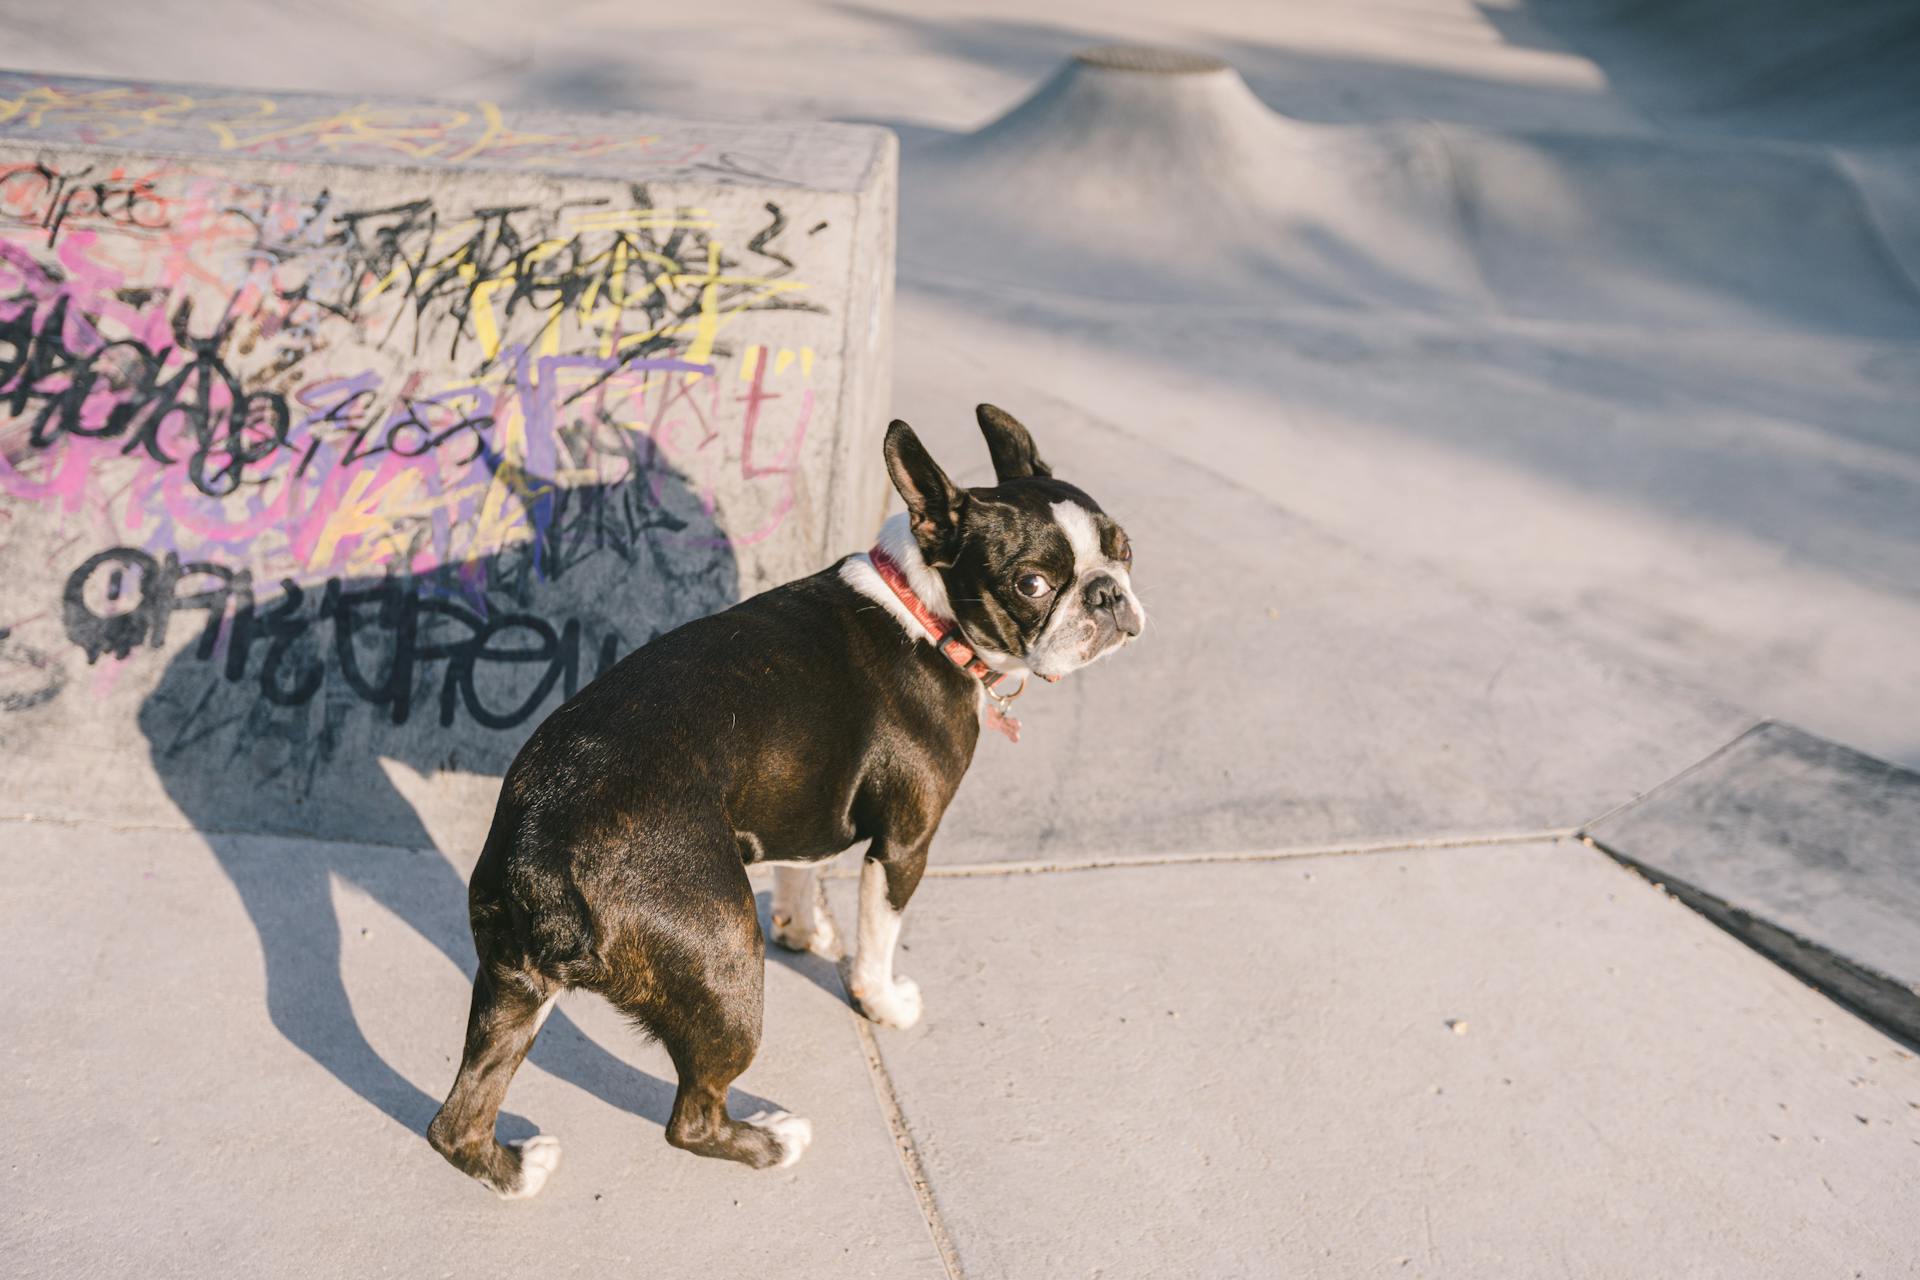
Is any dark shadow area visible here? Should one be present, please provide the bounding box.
[1501,0,1920,144]
[505,53,696,117]
[122,453,778,1134]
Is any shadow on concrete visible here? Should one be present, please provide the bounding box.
[130,454,773,1135]
[1503,0,1920,143]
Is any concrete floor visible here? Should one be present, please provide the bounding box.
[5,1,1920,1275]
[8,818,1918,1278]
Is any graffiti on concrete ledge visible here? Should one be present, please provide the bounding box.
[1,158,836,797]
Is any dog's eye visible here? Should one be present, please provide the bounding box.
[1117,540,1132,565]
[1016,573,1052,598]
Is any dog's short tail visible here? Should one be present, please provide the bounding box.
[469,812,603,988]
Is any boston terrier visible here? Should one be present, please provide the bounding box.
[427,405,1145,1197]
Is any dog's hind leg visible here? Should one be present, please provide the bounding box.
[769,863,838,956]
[611,866,813,1169]
[428,963,563,1199]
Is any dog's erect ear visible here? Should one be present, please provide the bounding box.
[884,419,966,565]
[976,404,1052,482]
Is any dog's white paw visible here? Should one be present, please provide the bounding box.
[745,1109,814,1169]
[770,910,839,957]
[852,975,923,1029]
[498,1134,562,1200]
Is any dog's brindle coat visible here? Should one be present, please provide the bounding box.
[428,407,1143,1196]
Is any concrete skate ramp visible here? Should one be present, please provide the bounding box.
[901,45,1920,331]
[0,70,896,844]
[902,47,1477,311]
[1589,722,1920,1045]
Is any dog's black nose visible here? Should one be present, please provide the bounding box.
[1083,573,1122,614]
[1082,574,1142,637]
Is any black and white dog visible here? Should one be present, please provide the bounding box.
[428,406,1144,1197]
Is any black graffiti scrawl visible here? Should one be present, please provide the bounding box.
[3,175,824,807]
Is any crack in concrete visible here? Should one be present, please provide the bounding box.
[810,884,968,1280]
[822,828,1576,880]
[1,812,1576,877]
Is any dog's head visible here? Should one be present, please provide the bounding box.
[884,405,1145,679]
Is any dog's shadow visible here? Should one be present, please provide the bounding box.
[132,455,786,1136]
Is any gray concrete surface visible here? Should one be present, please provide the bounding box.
[1520,0,1920,143]
[1,817,946,1278]
[826,840,1920,1278]
[1590,722,1920,1046]
[891,54,1920,772]
[11,815,1918,1278]
[892,348,1752,865]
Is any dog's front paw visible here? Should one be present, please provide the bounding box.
[770,910,839,957]
[850,975,923,1029]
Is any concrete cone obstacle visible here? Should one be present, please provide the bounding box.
[901,45,1920,334]
[900,45,1478,309]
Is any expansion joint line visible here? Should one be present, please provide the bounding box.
[815,888,966,1280]
[818,827,1577,881]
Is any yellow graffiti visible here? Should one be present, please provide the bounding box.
[737,345,818,380]
[303,360,565,575]
[418,226,814,370]
[0,85,274,135]
[614,244,811,380]
[0,84,664,165]
[306,468,430,572]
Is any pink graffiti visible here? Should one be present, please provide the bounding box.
[3,176,819,593]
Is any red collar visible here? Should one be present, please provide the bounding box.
[868,546,1046,697]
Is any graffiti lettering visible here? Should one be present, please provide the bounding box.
[63,546,625,731]
[0,159,170,243]
[3,149,824,792]
[229,190,818,367]
[0,291,289,495]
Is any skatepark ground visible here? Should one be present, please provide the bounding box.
[4,2,1919,1276]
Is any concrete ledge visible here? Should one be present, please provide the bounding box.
[1586,721,1920,1046]
[0,69,895,842]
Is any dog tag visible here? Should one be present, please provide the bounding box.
[983,703,1022,743]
